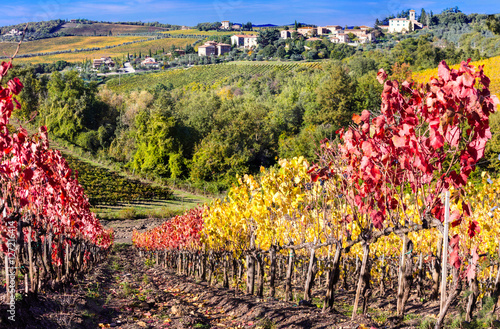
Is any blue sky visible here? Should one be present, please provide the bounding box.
[2,0,499,27]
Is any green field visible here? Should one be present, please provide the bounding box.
[106,61,324,93]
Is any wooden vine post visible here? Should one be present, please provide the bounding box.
[440,190,450,314]
[303,238,317,302]
[352,240,370,320]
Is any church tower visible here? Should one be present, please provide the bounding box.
[409,10,416,21]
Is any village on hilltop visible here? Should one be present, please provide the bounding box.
[195,9,425,56]
[81,9,427,70]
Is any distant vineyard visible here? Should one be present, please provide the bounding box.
[0,36,145,57]
[163,29,257,36]
[10,37,198,64]
[57,22,169,36]
[107,61,324,93]
[413,55,500,97]
[64,154,173,205]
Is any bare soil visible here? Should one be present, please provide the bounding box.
[2,221,498,329]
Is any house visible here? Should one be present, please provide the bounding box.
[334,33,350,43]
[198,44,216,56]
[280,30,291,39]
[69,19,77,23]
[232,23,242,29]
[198,41,232,56]
[166,49,186,57]
[231,34,258,48]
[217,43,231,55]
[221,20,230,29]
[4,29,23,36]
[181,26,190,30]
[388,10,423,33]
[359,25,371,30]
[243,35,258,48]
[317,27,328,35]
[317,25,342,35]
[344,29,375,42]
[92,57,115,69]
[297,27,317,36]
[378,25,390,30]
[141,57,159,68]
[231,34,245,46]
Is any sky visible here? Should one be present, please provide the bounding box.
[2,0,500,28]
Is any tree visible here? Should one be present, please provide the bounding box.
[257,29,280,48]
[419,8,427,25]
[486,15,500,35]
[305,62,357,129]
[262,44,277,57]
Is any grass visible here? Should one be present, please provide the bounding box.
[10,37,198,64]
[418,317,436,329]
[0,36,145,56]
[91,192,211,220]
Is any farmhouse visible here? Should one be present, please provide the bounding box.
[166,49,186,56]
[221,21,230,29]
[388,10,423,33]
[280,30,291,39]
[297,27,317,36]
[92,57,115,69]
[244,35,258,48]
[198,41,231,56]
[344,29,375,42]
[317,25,342,35]
[331,33,350,43]
[231,34,258,48]
[4,29,23,36]
[141,57,159,68]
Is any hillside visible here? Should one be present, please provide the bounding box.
[106,61,323,93]
[8,37,197,64]
[0,36,145,57]
[54,22,169,36]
